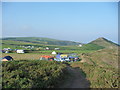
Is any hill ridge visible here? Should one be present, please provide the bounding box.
[2,37,81,46]
[89,37,119,49]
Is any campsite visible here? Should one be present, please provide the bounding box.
[1,1,119,88]
[1,37,119,88]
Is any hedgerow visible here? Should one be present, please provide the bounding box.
[2,60,68,88]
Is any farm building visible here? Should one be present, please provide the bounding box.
[16,49,25,53]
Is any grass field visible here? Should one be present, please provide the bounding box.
[2,53,55,60]
[2,50,96,60]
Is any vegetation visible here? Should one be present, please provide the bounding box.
[79,43,104,50]
[1,37,80,46]
[2,60,68,88]
[1,40,104,51]
[89,37,119,49]
[1,37,119,88]
[71,62,118,88]
[71,48,119,88]
[2,50,96,61]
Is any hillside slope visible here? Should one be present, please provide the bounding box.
[71,48,119,88]
[89,37,119,49]
[80,48,118,68]
[2,37,81,46]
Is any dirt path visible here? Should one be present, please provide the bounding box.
[58,66,90,88]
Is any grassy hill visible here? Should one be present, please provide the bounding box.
[71,48,119,88]
[89,37,119,49]
[1,37,119,51]
[1,37,105,51]
[80,48,118,68]
[79,43,105,50]
[2,37,81,46]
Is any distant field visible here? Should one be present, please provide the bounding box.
[38,50,96,54]
[2,50,96,60]
[2,53,52,60]
[2,53,56,60]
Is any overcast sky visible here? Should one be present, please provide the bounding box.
[2,2,118,44]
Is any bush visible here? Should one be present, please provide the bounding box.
[71,62,119,88]
[2,60,67,88]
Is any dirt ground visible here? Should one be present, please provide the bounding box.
[57,66,90,88]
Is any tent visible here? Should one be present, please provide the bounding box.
[60,54,68,58]
[40,55,54,61]
[56,54,61,59]
[2,56,13,61]
[52,51,56,54]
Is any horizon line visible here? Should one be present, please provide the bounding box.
[1,36,119,45]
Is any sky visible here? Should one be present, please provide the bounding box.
[2,2,118,44]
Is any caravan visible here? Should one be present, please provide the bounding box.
[16,50,25,53]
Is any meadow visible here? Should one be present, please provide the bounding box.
[2,50,96,60]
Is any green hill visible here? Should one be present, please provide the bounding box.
[2,37,80,46]
[89,37,119,49]
[79,43,105,50]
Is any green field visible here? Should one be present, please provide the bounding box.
[2,50,96,60]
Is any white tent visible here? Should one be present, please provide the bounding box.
[52,51,56,54]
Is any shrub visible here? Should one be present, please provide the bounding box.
[2,60,67,88]
[71,62,118,88]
